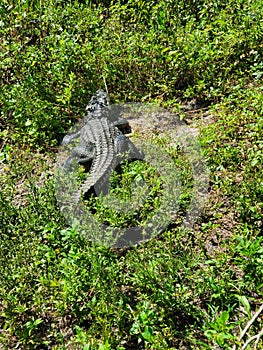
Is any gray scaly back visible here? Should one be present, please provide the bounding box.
[62,90,144,205]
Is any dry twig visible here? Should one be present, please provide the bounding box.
[232,304,263,350]
[239,304,263,341]
[241,328,263,350]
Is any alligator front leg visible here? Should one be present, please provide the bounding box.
[63,145,94,170]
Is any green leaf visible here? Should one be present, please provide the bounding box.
[236,295,251,317]
[141,325,154,342]
[25,119,32,126]
[219,311,229,325]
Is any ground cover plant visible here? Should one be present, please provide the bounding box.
[0,0,262,349]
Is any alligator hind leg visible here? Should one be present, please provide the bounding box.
[114,134,144,162]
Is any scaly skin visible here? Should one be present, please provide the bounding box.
[63,90,144,205]
[71,117,117,202]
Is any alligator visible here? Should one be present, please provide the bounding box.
[62,90,144,204]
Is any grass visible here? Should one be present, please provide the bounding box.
[0,0,263,349]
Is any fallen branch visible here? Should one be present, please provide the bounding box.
[241,328,263,350]
[232,304,263,350]
[239,304,263,341]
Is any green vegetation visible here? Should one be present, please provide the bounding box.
[0,0,262,349]
[85,160,164,228]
